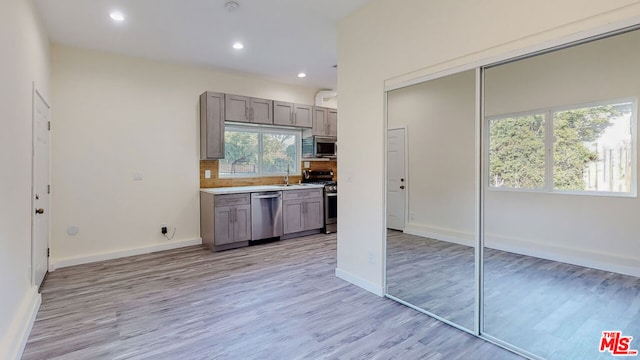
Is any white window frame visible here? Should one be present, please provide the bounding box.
[486,97,637,197]
[220,123,302,178]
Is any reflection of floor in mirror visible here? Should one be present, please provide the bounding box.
[386,230,640,360]
[386,230,476,330]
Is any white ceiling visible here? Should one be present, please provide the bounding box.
[34,0,374,90]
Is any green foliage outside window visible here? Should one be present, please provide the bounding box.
[489,102,631,192]
[220,126,299,176]
[489,114,545,188]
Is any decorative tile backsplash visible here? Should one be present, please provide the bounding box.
[200,160,337,188]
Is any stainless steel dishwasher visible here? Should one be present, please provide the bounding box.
[250,191,283,240]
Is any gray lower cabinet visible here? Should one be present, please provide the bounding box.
[199,91,225,159]
[282,189,324,234]
[201,192,251,251]
[225,94,273,124]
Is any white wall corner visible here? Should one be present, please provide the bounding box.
[485,233,640,278]
[0,287,41,360]
[403,223,474,247]
[53,237,202,269]
[335,267,384,297]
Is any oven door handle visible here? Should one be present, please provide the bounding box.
[325,193,338,197]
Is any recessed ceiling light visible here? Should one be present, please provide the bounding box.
[110,11,125,22]
[232,42,244,50]
[297,73,307,78]
[225,0,240,12]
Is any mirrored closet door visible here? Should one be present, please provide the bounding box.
[386,70,478,332]
[385,27,640,360]
[482,28,640,360]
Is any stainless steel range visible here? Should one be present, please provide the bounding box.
[302,169,337,233]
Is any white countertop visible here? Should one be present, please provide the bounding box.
[201,183,324,195]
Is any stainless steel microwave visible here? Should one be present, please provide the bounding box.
[302,136,337,158]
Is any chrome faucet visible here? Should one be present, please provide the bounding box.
[284,164,290,186]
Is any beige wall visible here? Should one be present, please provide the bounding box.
[0,0,50,358]
[336,0,640,293]
[50,45,318,266]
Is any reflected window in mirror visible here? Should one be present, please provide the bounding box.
[488,99,635,195]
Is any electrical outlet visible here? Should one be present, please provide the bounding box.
[161,225,168,234]
[204,169,211,179]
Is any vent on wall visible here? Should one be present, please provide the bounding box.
[315,90,337,107]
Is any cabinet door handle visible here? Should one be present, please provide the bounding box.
[232,208,236,223]
[245,107,250,121]
[293,112,297,124]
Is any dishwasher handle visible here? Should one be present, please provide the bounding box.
[251,193,282,199]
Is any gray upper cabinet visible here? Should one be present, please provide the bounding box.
[294,104,313,128]
[273,101,295,126]
[273,101,313,128]
[200,91,225,160]
[225,94,273,124]
[312,106,337,136]
[327,108,337,137]
[312,106,327,136]
[250,97,273,124]
[225,94,250,122]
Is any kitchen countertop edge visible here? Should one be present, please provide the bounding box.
[200,184,325,195]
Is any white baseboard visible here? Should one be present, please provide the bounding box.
[403,223,474,247]
[400,223,640,277]
[485,233,640,278]
[335,268,384,297]
[1,287,41,360]
[51,238,202,269]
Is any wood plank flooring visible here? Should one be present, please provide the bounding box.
[386,230,640,360]
[23,233,521,360]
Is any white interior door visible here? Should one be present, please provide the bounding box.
[387,128,406,231]
[33,87,50,288]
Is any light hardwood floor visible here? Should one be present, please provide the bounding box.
[23,233,521,360]
[386,230,640,360]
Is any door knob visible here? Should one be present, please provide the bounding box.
[35,208,45,214]
[400,185,405,190]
